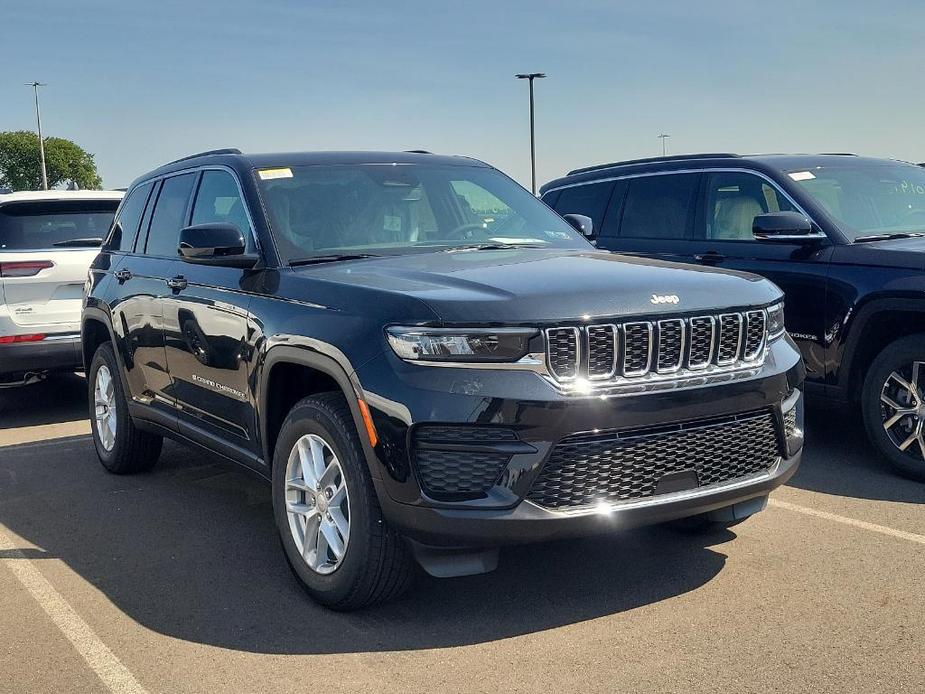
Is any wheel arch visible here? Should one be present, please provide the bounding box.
[841,297,925,401]
[259,345,378,475]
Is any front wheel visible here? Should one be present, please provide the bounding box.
[88,342,162,474]
[862,334,925,481]
[272,392,414,610]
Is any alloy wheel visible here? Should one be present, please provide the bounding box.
[93,364,117,452]
[880,361,925,461]
[284,434,351,575]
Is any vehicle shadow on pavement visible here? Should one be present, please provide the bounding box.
[786,403,925,504]
[0,437,732,655]
[0,374,88,430]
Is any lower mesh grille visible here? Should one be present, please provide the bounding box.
[412,426,517,499]
[415,450,509,496]
[527,411,781,510]
[784,406,797,437]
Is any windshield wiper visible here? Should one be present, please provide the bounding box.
[52,237,103,247]
[289,253,379,266]
[442,242,548,252]
[853,232,925,243]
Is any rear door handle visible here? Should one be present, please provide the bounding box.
[166,276,188,291]
[114,269,132,283]
[694,252,726,265]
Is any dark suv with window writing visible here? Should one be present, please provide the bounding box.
[83,149,804,609]
[542,153,925,481]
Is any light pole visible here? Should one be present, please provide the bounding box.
[658,133,671,157]
[26,82,49,190]
[515,72,545,194]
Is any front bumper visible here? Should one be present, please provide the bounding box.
[0,334,82,379]
[356,335,805,546]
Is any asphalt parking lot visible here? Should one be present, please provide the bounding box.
[1,374,923,694]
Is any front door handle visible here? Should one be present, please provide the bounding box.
[166,275,188,291]
[694,252,726,265]
[114,268,132,283]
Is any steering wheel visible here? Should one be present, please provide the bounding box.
[443,222,491,240]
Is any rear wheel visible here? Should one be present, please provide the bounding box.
[272,392,414,610]
[88,343,162,474]
[862,334,925,481]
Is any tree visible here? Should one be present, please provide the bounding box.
[0,130,102,191]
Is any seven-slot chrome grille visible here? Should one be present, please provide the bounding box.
[545,308,769,386]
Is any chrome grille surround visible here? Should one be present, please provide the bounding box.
[586,324,619,380]
[743,310,767,361]
[542,308,770,393]
[656,319,685,374]
[545,327,580,381]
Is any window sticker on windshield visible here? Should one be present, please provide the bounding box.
[788,171,816,181]
[384,215,402,232]
[257,167,293,180]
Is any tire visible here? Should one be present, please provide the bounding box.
[862,334,925,481]
[272,392,414,610]
[88,342,163,474]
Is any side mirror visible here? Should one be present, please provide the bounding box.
[563,213,594,237]
[752,212,820,243]
[178,223,259,268]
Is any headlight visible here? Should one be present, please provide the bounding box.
[767,302,786,339]
[386,327,537,362]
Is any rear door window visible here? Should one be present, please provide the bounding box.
[619,174,699,239]
[107,183,152,252]
[144,173,196,257]
[0,200,119,251]
[553,181,615,237]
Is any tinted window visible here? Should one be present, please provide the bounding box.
[144,173,195,257]
[553,181,614,236]
[192,171,252,232]
[0,200,118,251]
[704,172,796,241]
[620,174,698,239]
[107,183,151,252]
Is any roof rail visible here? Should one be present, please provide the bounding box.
[567,153,740,177]
[164,148,242,166]
[818,152,857,157]
[404,149,432,154]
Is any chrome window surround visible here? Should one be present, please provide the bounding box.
[543,166,828,242]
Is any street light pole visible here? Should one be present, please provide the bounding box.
[26,82,49,190]
[657,133,671,157]
[515,72,546,194]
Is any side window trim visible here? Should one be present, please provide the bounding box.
[133,179,161,254]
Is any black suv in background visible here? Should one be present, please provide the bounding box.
[83,149,804,609]
[542,153,925,480]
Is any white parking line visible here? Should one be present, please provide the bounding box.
[0,525,148,694]
[769,498,925,545]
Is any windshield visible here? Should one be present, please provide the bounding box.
[255,163,589,261]
[786,161,925,241]
[0,200,118,251]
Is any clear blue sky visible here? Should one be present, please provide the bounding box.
[3,0,922,189]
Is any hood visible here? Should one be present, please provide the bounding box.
[295,248,781,323]
[834,236,925,270]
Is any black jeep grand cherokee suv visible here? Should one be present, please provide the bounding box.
[83,149,804,609]
[543,153,925,481]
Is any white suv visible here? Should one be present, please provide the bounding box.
[0,189,123,385]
